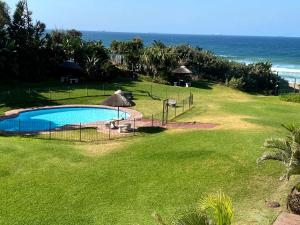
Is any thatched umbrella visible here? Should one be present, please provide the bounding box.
[101,90,135,107]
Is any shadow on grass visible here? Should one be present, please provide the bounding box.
[137,127,166,134]
[135,90,161,100]
[0,79,138,110]
[192,80,214,90]
[0,91,59,110]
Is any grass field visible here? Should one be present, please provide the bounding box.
[0,80,299,225]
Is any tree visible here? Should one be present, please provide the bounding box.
[0,0,10,29]
[142,42,176,80]
[6,0,46,81]
[257,124,300,180]
[85,55,99,79]
[0,1,12,79]
[8,1,45,47]
[110,38,144,71]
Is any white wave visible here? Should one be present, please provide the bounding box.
[272,67,300,74]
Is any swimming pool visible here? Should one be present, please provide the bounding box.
[0,107,129,132]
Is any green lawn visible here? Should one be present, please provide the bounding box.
[0,80,299,225]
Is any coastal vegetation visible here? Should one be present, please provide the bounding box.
[1,0,279,94]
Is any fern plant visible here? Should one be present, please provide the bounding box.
[257,123,300,180]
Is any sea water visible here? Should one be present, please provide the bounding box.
[82,31,300,83]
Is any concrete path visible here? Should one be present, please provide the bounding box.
[273,212,300,225]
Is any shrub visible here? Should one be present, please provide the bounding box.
[225,77,245,90]
[174,211,210,225]
[280,93,300,103]
[257,123,300,180]
[198,192,233,225]
[295,183,300,192]
[153,192,233,225]
[139,74,169,85]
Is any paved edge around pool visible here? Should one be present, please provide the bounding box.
[1,105,143,121]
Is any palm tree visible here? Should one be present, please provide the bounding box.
[85,55,99,79]
[257,123,300,180]
[142,43,176,79]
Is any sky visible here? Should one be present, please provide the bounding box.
[4,0,300,37]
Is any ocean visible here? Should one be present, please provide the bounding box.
[82,31,300,83]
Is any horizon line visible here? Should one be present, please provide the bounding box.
[46,28,300,39]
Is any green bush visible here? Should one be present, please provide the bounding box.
[295,183,300,192]
[139,74,169,85]
[153,192,233,225]
[280,93,300,103]
[226,77,245,90]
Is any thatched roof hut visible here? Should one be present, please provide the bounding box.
[101,90,135,107]
[59,60,82,71]
[172,66,192,75]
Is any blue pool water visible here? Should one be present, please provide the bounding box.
[0,107,129,132]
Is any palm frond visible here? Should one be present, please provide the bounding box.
[198,191,233,225]
[173,211,210,225]
[258,124,300,180]
[257,150,291,164]
[152,212,168,225]
[263,138,291,153]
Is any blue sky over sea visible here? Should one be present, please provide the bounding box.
[5,0,300,37]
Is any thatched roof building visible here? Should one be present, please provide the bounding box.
[172,66,192,75]
[101,90,135,107]
[59,60,82,71]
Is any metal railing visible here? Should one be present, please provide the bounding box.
[0,118,140,142]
